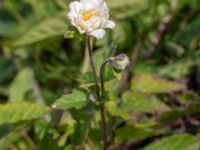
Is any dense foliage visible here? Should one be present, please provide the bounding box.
[0,0,200,149]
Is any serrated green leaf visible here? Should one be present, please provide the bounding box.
[131,74,185,93]
[0,102,50,125]
[9,68,34,101]
[122,92,170,113]
[143,134,200,150]
[107,91,169,120]
[11,12,69,47]
[52,90,88,110]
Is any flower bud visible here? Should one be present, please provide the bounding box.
[111,54,130,71]
[89,93,98,103]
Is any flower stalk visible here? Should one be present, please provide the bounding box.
[67,1,127,149]
[87,36,108,150]
[100,58,114,92]
[86,36,130,149]
[87,36,100,98]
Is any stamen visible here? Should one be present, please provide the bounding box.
[83,11,95,21]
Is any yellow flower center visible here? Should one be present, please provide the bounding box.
[83,11,95,21]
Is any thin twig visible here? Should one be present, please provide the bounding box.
[144,0,179,59]
[144,15,172,59]
[178,6,200,33]
[21,132,38,150]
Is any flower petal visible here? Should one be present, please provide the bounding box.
[90,29,105,39]
[105,20,116,29]
[67,0,115,36]
[81,0,103,10]
[81,0,102,5]
[69,1,83,14]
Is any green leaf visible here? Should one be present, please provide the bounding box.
[134,61,158,75]
[0,102,50,125]
[108,0,149,19]
[0,124,13,138]
[174,18,200,46]
[106,101,130,120]
[93,47,115,81]
[93,47,111,72]
[143,134,200,150]
[0,16,19,36]
[0,10,20,36]
[0,58,16,84]
[72,110,93,145]
[78,72,94,84]
[116,125,159,141]
[107,92,169,120]
[122,92,170,113]
[0,132,19,150]
[64,145,73,150]
[159,58,196,79]
[41,132,60,150]
[58,113,76,147]
[34,120,49,141]
[9,68,34,101]
[52,90,88,110]
[131,74,185,93]
[113,21,134,49]
[11,12,68,47]
[160,109,183,124]
[64,26,86,40]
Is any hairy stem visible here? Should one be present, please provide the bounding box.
[87,36,100,98]
[99,58,113,146]
[100,59,112,92]
[87,36,108,150]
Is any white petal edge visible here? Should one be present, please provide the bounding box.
[90,29,106,39]
[105,20,116,29]
[80,0,103,5]
[77,27,86,34]
[69,1,83,14]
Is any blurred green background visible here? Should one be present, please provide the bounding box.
[0,0,200,149]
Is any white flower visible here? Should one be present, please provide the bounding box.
[67,0,115,39]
